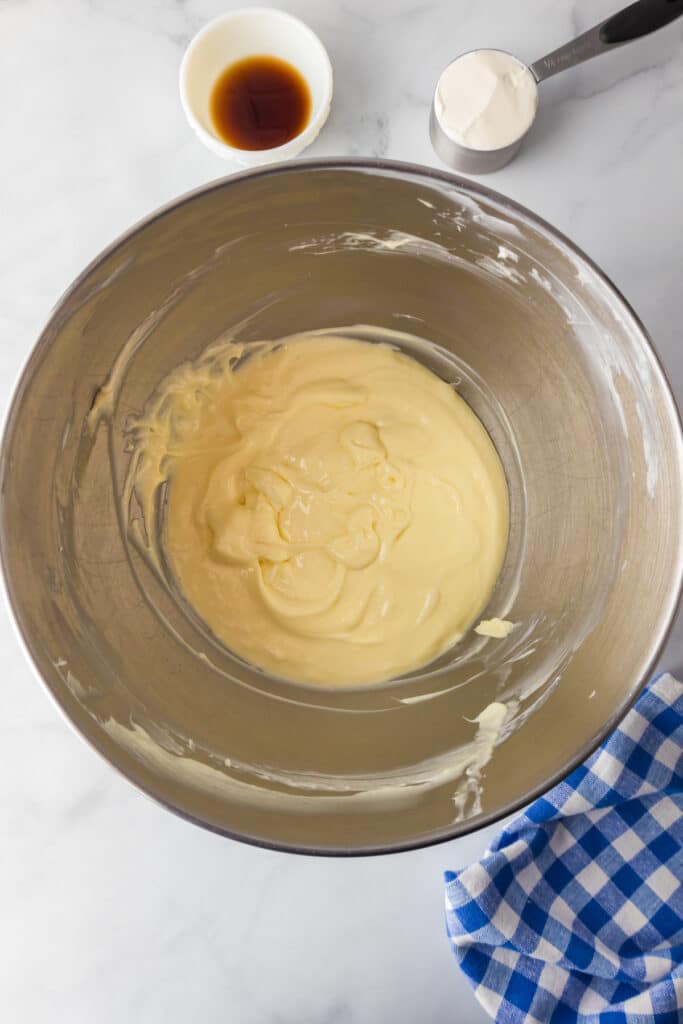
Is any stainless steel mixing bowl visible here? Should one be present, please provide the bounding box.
[2,160,682,854]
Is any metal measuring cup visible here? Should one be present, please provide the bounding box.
[430,0,683,174]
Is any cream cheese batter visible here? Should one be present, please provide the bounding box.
[126,333,509,686]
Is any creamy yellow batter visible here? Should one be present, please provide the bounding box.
[126,334,509,686]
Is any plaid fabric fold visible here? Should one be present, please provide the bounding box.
[445,674,683,1023]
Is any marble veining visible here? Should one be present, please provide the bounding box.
[1,2,682,1021]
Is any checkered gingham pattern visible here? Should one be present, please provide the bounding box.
[445,674,683,1024]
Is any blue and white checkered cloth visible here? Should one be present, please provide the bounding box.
[445,673,683,1023]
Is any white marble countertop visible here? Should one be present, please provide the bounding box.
[2,2,682,1021]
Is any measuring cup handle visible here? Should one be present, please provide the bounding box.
[530,0,683,83]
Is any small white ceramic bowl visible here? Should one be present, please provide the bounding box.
[180,7,333,167]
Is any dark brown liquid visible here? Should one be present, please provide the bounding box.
[210,55,312,151]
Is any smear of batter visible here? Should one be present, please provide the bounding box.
[125,334,509,686]
[475,617,516,638]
